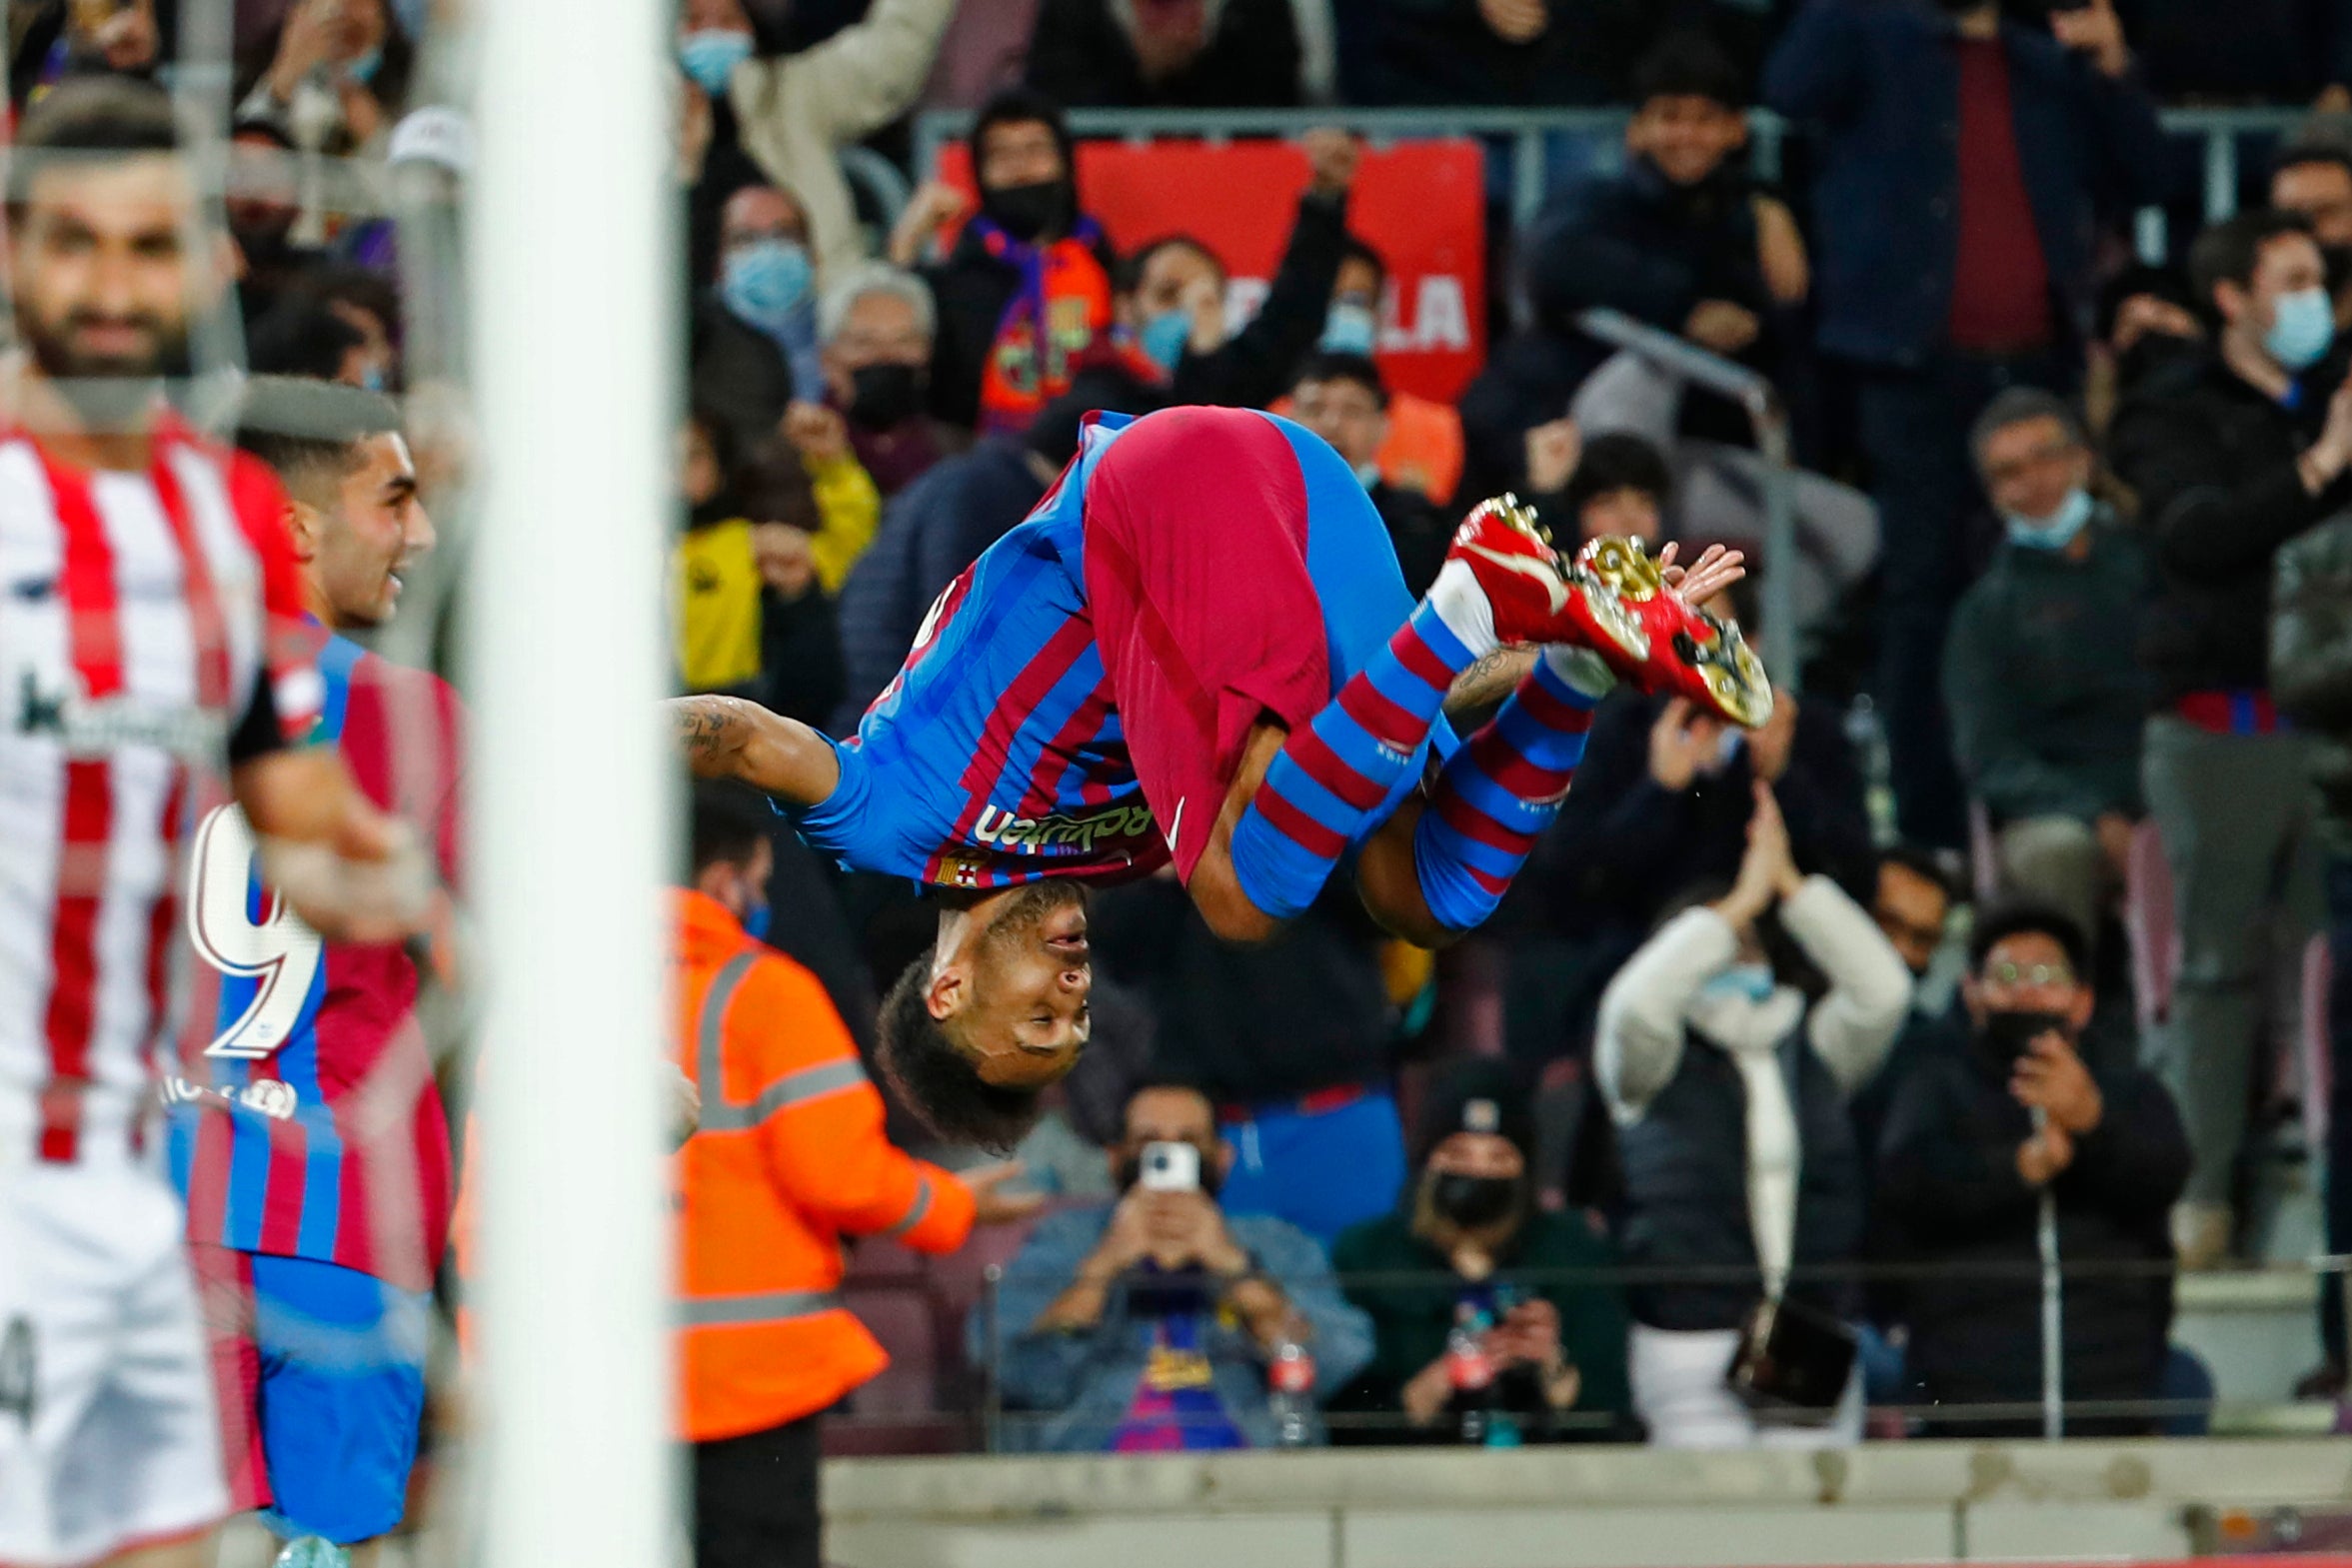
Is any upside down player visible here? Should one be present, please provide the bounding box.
[674,404,1763,1150]
[0,81,434,1568]
[168,378,460,1568]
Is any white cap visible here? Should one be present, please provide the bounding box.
[388,107,473,175]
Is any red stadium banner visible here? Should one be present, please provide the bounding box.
[930,137,1487,404]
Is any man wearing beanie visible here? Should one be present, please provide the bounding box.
[1328,1059,1634,1444]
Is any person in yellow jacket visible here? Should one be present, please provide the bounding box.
[675,782,1037,1567]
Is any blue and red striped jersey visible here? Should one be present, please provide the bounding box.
[795,414,1165,890]
[169,629,465,1293]
[791,409,1452,892]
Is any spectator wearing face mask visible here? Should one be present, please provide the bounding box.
[238,0,412,157]
[1877,903,2189,1437]
[1123,128,1361,414]
[1764,0,2169,852]
[678,0,956,287]
[2273,143,2352,330]
[976,1079,1372,1452]
[224,120,325,326]
[1317,235,1463,506]
[908,87,1119,434]
[817,262,956,499]
[1025,0,1303,108]
[1596,784,1911,1448]
[1944,391,2151,954]
[2107,209,2350,1269]
[1329,1058,1635,1445]
[694,182,819,458]
[1508,575,1874,1067]
[1285,352,1449,597]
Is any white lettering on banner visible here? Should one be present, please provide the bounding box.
[1224,278,1268,331]
[1408,278,1470,352]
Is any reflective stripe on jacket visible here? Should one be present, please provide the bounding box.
[672,889,974,1441]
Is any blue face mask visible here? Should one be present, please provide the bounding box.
[357,362,388,395]
[679,29,753,97]
[742,902,773,942]
[2004,486,2093,552]
[1352,460,1382,492]
[721,239,812,336]
[1320,300,1377,357]
[2267,286,2337,373]
[343,46,383,85]
[1702,962,1777,1006]
[1140,309,1191,374]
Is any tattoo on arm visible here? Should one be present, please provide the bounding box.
[670,697,746,776]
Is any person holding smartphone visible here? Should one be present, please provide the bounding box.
[1876,903,2191,1437]
[979,1078,1372,1451]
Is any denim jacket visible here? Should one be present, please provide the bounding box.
[970,1203,1373,1452]
[1764,0,2170,368]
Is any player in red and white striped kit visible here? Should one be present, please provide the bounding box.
[0,79,430,1568]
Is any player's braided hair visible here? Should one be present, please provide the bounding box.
[877,949,1047,1155]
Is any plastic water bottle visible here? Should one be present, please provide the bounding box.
[1445,1303,1496,1446]
[1268,1333,1317,1447]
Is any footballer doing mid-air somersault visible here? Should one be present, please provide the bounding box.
[670,403,1767,1150]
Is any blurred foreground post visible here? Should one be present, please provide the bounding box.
[470,0,676,1555]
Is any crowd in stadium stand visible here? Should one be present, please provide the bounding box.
[31,0,2352,1557]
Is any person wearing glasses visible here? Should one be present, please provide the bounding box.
[1875,903,2190,1437]
[1943,388,2151,962]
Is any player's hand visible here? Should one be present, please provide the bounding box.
[1656,540,1746,610]
[782,401,851,465]
[967,1161,1047,1226]
[263,818,436,945]
[1300,127,1361,197]
[1523,417,1581,495]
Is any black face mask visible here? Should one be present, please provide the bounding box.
[1429,1172,1519,1229]
[982,179,1069,244]
[2116,329,2202,396]
[847,362,925,431]
[1978,1008,2068,1068]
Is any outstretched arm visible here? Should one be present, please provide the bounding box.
[667,695,843,808]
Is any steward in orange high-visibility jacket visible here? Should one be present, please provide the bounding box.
[670,784,1036,1568]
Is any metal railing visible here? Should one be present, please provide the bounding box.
[829,1249,2352,1455]
[1573,307,1800,690]
[912,105,2309,251]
